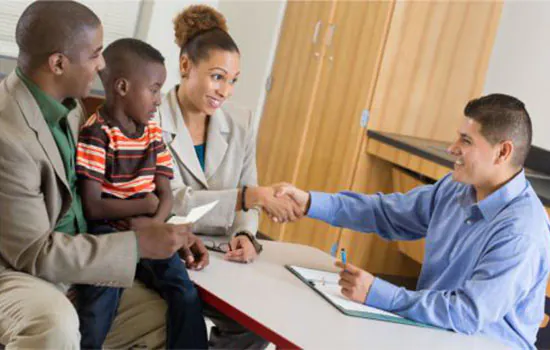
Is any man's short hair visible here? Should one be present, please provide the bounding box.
[464,93,532,167]
[99,38,165,89]
[15,0,101,70]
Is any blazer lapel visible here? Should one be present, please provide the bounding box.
[8,72,70,192]
[204,108,229,180]
[160,89,209,188]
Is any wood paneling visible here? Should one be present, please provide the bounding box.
[369,1,502,140]
[257,1,394,249]
[257,1,335,240]
[282,1,394,251]
[366,138,450,181]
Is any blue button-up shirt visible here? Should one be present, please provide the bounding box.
[308,170,549,349]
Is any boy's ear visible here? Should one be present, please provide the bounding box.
[48,53,67,76]
[114,78,130,97]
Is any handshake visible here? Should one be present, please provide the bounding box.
[245,183,310,223]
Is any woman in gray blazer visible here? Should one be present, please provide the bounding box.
[156,5,298,348]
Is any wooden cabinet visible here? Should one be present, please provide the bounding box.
[257,0,503,276]
[257,1,394,251]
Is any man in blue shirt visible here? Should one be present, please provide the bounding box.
[273,94,550,348]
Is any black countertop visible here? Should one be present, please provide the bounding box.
[367,130,550,206]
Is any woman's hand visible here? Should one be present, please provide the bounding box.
[246,186,303,223]
[224,235,257,263]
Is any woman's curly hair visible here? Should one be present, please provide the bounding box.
[174,5,228,49]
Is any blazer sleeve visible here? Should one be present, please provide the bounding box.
[0,126,138,287]
[229,109,259,237]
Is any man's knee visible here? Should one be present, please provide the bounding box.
[19,297,80,348]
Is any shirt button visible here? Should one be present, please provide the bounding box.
[465,219,472,225]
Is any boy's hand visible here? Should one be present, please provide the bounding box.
[144,193,160,215]
[128,216,160,230]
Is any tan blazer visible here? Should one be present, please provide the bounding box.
[157,87,259,237]
[0,71,137,289]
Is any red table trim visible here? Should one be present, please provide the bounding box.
[195,284,301,349]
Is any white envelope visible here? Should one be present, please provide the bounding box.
[167,200,219,225]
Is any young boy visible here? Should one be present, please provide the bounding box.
[75,38,207,349]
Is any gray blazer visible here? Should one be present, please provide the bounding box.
[0,71,137,288]
[156,87,259,237]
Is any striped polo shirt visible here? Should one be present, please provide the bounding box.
[76,112,173,199]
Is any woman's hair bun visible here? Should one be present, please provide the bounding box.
[174,5,228,48]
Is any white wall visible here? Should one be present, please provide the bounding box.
[217,0,286,123]
[483,1,550,151]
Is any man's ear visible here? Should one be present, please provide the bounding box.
[48,53,67,76]
[496,140,514,165]
[114,78,130,97]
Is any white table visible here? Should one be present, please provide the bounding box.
[189,239,507,349]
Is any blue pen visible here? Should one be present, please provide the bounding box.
[340,248,347,265]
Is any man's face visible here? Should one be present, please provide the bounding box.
[447,117,502,186]
[61,25,105,99]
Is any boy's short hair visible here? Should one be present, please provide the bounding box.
[99,38,165,90]
[464,93,532,167]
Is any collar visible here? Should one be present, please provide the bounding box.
[459,170,528,221]
[15,67,76,127]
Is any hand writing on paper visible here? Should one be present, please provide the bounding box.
[335,260,374,304]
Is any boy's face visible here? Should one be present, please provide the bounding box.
[125,62,167,125]
[61,25,105,98]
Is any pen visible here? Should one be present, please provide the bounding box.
[340,248,347,265]
[308,278,337,286]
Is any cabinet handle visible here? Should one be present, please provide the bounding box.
[312,20,322,44]
[325,24,337,47]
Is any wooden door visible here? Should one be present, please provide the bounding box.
[256,1,335,240]
[280,1,395,252]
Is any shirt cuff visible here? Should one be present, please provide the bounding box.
[365,277,399,311]
[307,192,333,221]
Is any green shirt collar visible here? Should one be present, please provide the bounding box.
[16,67,77,126]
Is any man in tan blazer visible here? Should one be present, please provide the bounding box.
[0,2,208,348]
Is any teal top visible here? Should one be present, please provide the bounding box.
[16,67,87,235]
[194,144,206,171]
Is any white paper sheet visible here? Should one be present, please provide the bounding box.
[167,200,219,225]
[290,265,403,319]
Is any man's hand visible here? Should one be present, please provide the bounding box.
[225,235,257,263]
[271,183,310,222]
[247,186,302,223]
[335,260,375,304]
[180,233,210,270]
[135,223,191,259]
